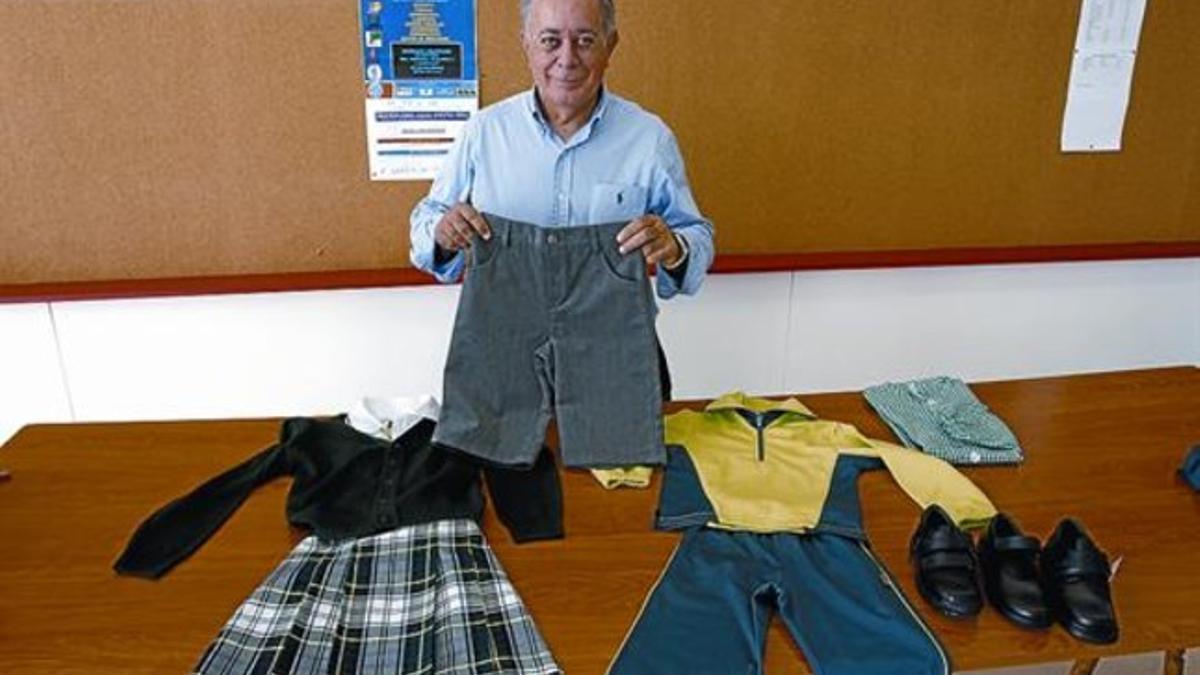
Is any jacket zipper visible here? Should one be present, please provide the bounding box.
[754,412,766,462]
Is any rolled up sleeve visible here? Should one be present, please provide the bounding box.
[651,130,714,299]
[408,118,477,283]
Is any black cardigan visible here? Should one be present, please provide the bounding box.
[115,416,562,578]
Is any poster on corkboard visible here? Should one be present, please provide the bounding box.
[360,0,479,180]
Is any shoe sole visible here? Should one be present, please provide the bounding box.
[1062,617,1119,644]
[916,574,983,619]
[993,599,1053,630]
[983,580,1052,630]
[1045,589,1119,644]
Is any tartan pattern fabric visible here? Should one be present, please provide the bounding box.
[193,520,559,675]
[864,376,1023,466]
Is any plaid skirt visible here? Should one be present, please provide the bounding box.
[193,520,560,675]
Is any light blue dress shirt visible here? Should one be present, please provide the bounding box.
[409,88,714,299]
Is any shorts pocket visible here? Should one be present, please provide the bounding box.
[599,242,644,284]
[467,231,500,270]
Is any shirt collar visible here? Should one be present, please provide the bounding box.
[704,391,817,418]
[345,395,441,441]
[525,86,610,136]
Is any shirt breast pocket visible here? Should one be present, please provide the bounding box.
[587,183,648,224]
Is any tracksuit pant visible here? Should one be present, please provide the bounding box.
[608,528,949,675]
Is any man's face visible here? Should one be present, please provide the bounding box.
[522,0,616,118]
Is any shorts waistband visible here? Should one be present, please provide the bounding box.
[484,213,626,249]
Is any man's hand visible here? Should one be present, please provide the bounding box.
[616,215,683,267]
[435,203,491,252]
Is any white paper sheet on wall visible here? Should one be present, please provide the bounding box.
[1060,0,1147,152]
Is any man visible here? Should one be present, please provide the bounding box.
[410,0,714,300]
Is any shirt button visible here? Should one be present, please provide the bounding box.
[547,233,558,244]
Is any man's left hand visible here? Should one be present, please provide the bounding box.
[616,215,683,267]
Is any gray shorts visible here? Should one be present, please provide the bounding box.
[433,214,665,469]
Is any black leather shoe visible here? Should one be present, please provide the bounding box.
[978,513,1051,629]
[1040,518,1119,644]
[910,504,984,618]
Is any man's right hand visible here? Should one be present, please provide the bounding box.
[434,203,492,253]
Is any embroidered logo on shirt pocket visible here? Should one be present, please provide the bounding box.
[588,183,647,224]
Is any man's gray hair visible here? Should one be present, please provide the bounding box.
[520,0,617,40]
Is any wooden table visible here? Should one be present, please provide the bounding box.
[2,368,1198,674]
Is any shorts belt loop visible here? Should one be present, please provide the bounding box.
[492,217,510,247]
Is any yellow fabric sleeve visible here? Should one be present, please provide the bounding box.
[590,466,655,490]
[588,411,695,490]
[663,410,694,447]
[870,438,997,529]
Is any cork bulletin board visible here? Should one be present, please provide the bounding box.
[1,1,1197,295]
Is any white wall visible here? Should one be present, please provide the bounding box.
[52,285,461,423]
[2,258,1198,446]
[0,303,73,443]
[783,259,1200,393]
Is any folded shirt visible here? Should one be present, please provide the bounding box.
[864,376,1023,465]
